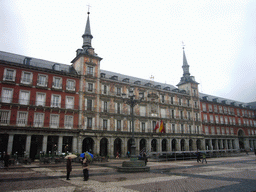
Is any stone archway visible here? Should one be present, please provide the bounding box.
[172,139,177,151]
[114,138,122,157]
[127,138,134,155]
[196,139,201,150]
[180,139,185,151]
[82,137,94,154]
[238,129,245,149]
[189,139,193,151]
[100,138,108,157]
[151,139,157,152]
[162,139,167,152]
[139,139,146,154]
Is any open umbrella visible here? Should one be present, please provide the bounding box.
[80,153,85,158]
[64,154,77,159]
[84,152,92,162]
[87,152,94,159]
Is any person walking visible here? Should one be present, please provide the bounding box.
[82,157,89,181]
[196,151,201,163]
[3,153,10,170]
[143,152,148,166]
[202,153,207,164]
[66,157,72,180]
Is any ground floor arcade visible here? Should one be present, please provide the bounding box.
[1,130,255,159]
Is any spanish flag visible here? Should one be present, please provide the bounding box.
[154,120,165,133]
[159,120,166,133]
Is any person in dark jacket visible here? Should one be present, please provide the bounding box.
[143,152,148,166]
[3,153,10,170]
[196,151,201,163]
[66,157,72,180]
[82,157,89,181]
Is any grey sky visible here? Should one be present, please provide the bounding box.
[1,0,256,103]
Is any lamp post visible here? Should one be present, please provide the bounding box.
[122,87,144,159]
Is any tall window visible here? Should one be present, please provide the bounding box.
[103,119,108,130]
[87,99,92,111]
[202,104,206,111]
[66,79,75,91]
[66,96,74,109]
[1,88,13,103]
[117,120,121,131]
[37,74,47,87]
[188,111,191,120]
[103,85,107,94]
[141,122,145,132]
[50,114,59,128]
[214,105,218,113]
[179,98,182,105]
[171,109,175,119]
[36,92,46,106]
[181,124,184,133]
[103,101,108,112]
[21,71,32,84]
[172,124,175,133]
[64,115,73,129]
[4,68,16,81]
[0,110,10,125]
[117,103,121,114]
[87,117,92,128]
[88,83,93,92]
[17,111,28,126]
[51,94,61,108]
[170,97,174,104]
[161,95,164,103]
[140,106,146,116]
[53,77,62,89]
[87,66,93,75]
[116,87,121,96]
[209,105,213,112]
[34,113,44,127]
[215,115,219,123]
[211,127,215,135]
[19,90,30,105]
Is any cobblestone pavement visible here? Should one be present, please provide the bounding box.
[0,154,255,192]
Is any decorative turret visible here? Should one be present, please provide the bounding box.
[177,47,198,86]
[82,11,93,49]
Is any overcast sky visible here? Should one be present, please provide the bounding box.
[1,0,256,103]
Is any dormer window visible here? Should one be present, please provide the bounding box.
[116,87,121,96]
[101,73,106,78]
[111,75,118,80]
[145,83,152,87]
[134,81,141,85]
[164,87,170,91]
[122,78,129,83]
[53,64,60,71]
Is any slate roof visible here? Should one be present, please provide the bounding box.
[0,51,77,75]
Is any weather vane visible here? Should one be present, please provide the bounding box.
[87,5,91,14]
[150,75,154,81]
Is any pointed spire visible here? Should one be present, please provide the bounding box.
[82,11,93,49]
[182,48,190,77]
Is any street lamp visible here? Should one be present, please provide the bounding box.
[122,87,144,159]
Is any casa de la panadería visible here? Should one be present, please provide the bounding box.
[0,12,255,159]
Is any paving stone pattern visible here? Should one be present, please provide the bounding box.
[0,154,255,192]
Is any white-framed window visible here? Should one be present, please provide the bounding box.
[211,127,215,135]
[225,117,228,125]
[202,104,207,111]
[102,101,108,112]
[34,113,44,127]
[3,68,16,81]
[116,103,122,114]
[221,127,225,135]
[52,76,62,89]
[17,111,28,126]
[1,88,13,103]
[205,126,209,135]
[214,105,218,113]
[231,128,234,135]
[88,83,93,92]
[209,105,213,112]
[238,118,241,125]
[103,119,108,130]
[51,94,61,108]
[141,122,146,132]
[21,71,33,84]
[37,74,48,87]
[161,108,166,118]
[116,119,122,131]
[210,115,214,123]
[66,96,74,109]
[161,95,165,103]
[226,128,229,135]
[102,84,108,95]
[66,79,75,91]
[86,99,93,111]
[187,111,191,120]
[217,127,220,135]
[116,87,122,96]
[140,106,146,116]
[0,110,11,125]
[220,116,224,124]
[87,117,92,128]
[64,115,73,129]
[36,92,46,106]
[203,114,208,122]
[219,106,223,113]
[215,115,219,123]
[87,66,94,75]
[50,114,59,128]
[19,90,30,105]
[172,124,175,133]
